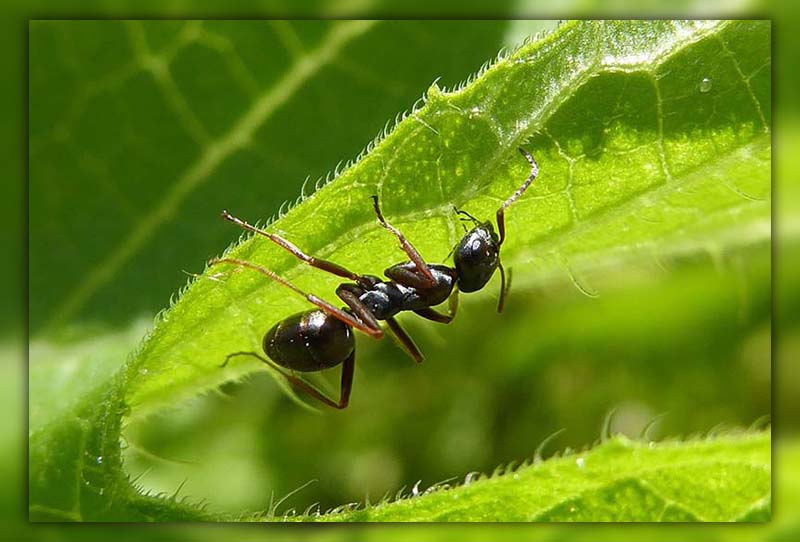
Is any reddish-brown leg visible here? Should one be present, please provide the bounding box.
[371,195,436,286]
[413,288,459,323]
[414,308,452,324]
[222,350,355,409]
[335,285,384,334]
[210,258,383,339]
[222,211,362,281]
[385,316,424,363]
[497,263,512,313]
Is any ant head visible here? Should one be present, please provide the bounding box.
[453,221,501,293]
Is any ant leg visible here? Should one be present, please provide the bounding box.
[496,148,539,246]
[336,285,426,362]
[221,211,361,281]
[384,263,441,290]
[210,258,383,338]
[413,308,451,324]
[221,351,266,368]
[450,287,460,317]
[277,351,355,409]
[413,288,459,323]
[371,195,436,286]
[385,316,424,363]
[335,284,384,334]
[497,263,512,313]
[222,350,354,409]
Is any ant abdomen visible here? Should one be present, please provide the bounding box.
[264,309,354,372]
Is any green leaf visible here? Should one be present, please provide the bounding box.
[124,19,770,418]
[29,19,771,522]
[298,432,770,522]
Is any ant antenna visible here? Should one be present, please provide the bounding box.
[496,148,539,246]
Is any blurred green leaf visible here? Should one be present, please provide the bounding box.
[28,18,513,334]
[29,19,771,522]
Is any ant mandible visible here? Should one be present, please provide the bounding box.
[210,147,539,409]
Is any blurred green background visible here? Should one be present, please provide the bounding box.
[6,0,798,540]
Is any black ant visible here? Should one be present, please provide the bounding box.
[211,147,539,409]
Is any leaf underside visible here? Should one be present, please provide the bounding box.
[29,19,771,522]
[123,19,770,419]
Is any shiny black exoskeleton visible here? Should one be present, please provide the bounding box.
[264,310,353,372]
[338,264,457,320]
[214,148,538,409]
[454,222,500,293]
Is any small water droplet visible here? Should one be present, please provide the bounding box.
[699,77,712,93]
[96,456,103,464]
[576,457,586,469]
[139,368,149,375]
[468,106,481,119]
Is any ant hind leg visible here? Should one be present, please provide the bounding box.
[221,350,270,368]
[276,352,355,410]
[210,258,383,339]
[221,349,355,409]
[221,211,362,281]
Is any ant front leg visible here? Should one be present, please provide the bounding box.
[497,263,512,313]
[222,350,355,410]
